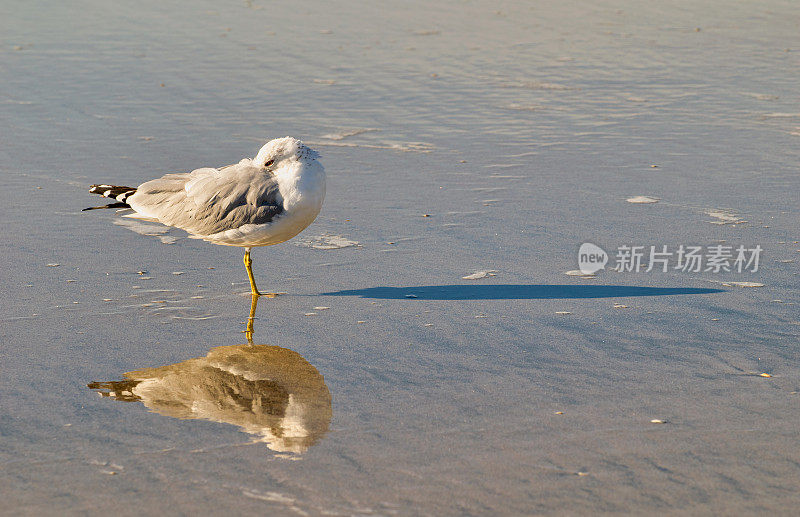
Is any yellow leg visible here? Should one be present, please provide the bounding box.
[243,247,262,296]
[243,248,284,297]
[244,294,258,344]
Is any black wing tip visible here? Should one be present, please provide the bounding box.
[83,202,130,211]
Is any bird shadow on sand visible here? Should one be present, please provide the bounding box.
[322,284,724,300]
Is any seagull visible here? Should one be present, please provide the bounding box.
[84,137,325,296]
[87,341,333,453]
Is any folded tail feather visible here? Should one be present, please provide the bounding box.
[83,184,137,211]
[87,380,142,402]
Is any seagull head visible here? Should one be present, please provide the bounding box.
[254,136,320,170]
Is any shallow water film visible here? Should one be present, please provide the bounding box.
[2,0,799,514]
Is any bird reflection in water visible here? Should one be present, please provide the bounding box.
[88,296,332,454]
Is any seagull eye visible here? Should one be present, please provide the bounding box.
[264,159,274,168]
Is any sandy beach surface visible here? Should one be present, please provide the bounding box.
[2,0,799,514]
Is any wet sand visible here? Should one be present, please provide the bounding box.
[2,0,799,514]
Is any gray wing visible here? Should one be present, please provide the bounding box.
[127,163,284,237]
